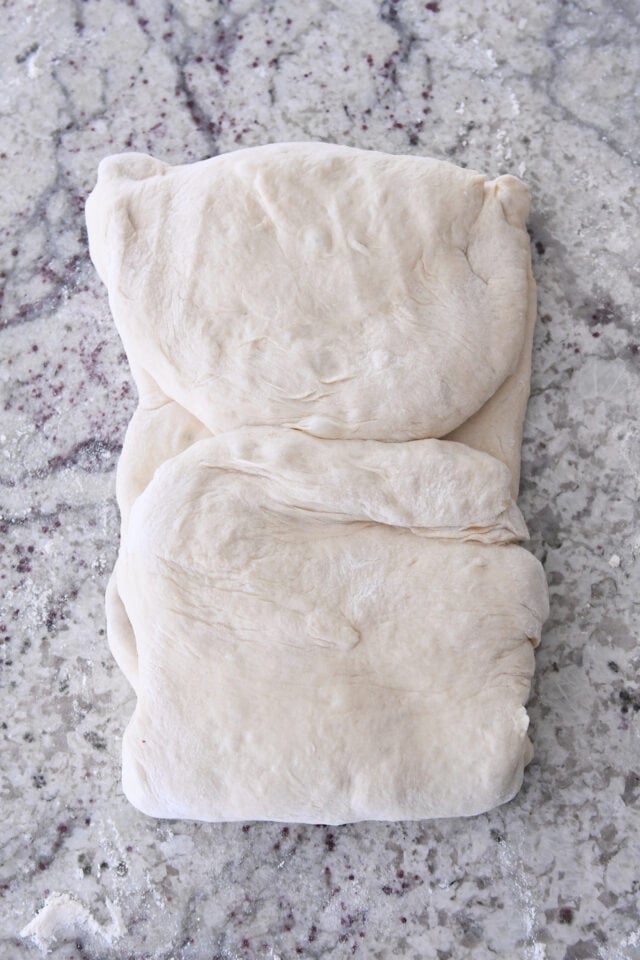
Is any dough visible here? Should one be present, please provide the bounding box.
[86,142,532,445]
[87,142,549,823]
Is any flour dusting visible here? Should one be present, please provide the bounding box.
[20,892,123,952]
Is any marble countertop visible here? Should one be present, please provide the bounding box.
[1,0,639,957]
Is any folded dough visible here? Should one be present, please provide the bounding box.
[87,142,548,823]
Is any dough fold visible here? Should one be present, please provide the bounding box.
[87,142,549,824]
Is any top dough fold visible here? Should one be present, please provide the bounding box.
[86,141,532,442]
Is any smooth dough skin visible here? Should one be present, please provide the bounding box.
[87,142,549,824]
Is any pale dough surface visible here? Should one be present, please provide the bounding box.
[87,142,549,823]
[86,142,532,447]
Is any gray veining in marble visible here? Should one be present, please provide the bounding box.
[1,0,639,958]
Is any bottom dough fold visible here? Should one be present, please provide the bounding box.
[110,427,549,823]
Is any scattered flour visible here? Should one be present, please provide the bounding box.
[497,839,547,960]
[496,128,513,164]
[20,892,123,953]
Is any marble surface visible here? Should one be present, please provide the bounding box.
[1,0,639,957]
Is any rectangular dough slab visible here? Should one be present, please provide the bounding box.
[87,142,549,823]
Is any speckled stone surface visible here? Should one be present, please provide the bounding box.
[1,0,639,958]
